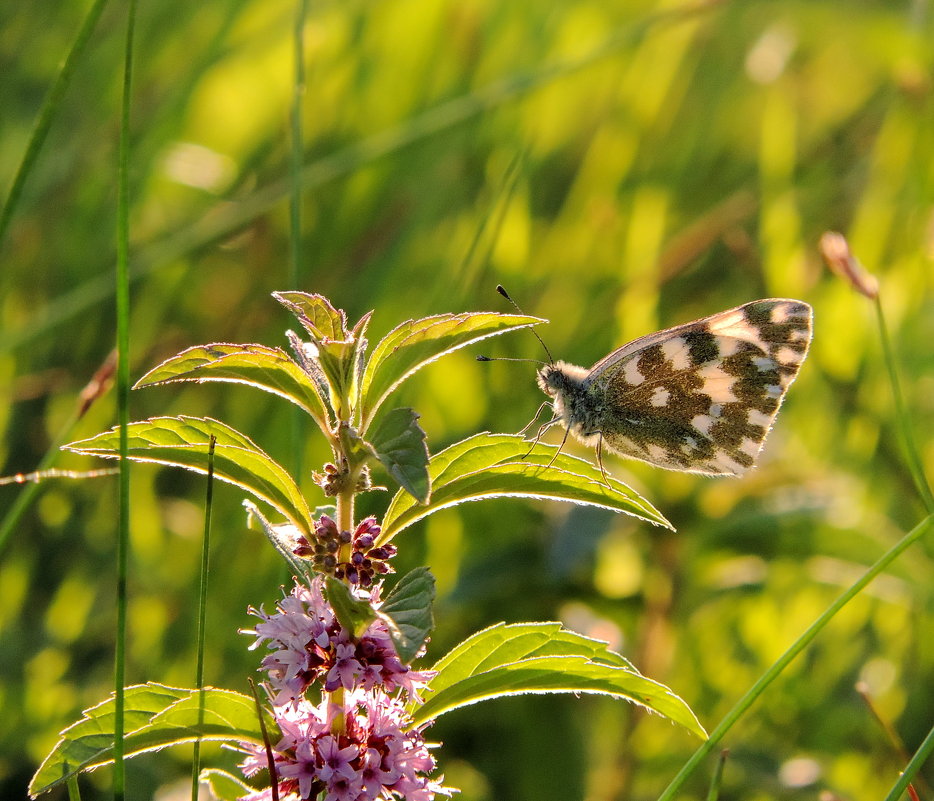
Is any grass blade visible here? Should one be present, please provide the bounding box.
[655,513,934,801]
[0,0,111,250]
[113,0,138,796]
[883,723,934,801]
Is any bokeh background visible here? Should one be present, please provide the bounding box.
[1,0,933,799]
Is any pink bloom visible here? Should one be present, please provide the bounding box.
[277,738,318,799]
[360,746,401,795]
[316,734,359,783]
[326,643,364,691]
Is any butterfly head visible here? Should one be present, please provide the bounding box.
[536,361,588,398]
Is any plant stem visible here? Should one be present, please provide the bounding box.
[330,467,356,734]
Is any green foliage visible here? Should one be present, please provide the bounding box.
[64,415,315,535]
[366,407,430,504]
[29,684,273,798]
[378,567,436,663]
[136,343,332,432]
[415,622,706,738]
[358,312,545,431]
[380,433,671,540]
[199,769,255,801]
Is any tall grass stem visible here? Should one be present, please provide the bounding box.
[290,0,309,484]
[113,0,139,796]
[191,436,217,800]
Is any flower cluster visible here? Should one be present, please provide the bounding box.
[238,692,452,801]
[294,515,397,588]
[246,577,432,705]
[239,575,450,800]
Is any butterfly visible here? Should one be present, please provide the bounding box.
[536,299,813,476]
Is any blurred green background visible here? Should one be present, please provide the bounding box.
[1,0,933,799]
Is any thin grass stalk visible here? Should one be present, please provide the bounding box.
[441,150,524,307]
[191,436,217,801]
[249,678,280,801]
[704,750,728,801]
[113,0,138,797]
[883,723,934,801]
[655,513,934,801]
[0,0,111,250]
[290,0,309,484]
[874,297,934,512]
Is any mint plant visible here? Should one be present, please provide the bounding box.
[29,292,703,800]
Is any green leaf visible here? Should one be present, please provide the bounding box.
[274,292,370,419]
[29,684,274,798]
[65,416,314,536]
[367,407,430,504]
[379,433,671,542]
[243,500,312,580]
[133,343,331,432]
[377,567,435,663]
[273,291,348,341]
[358,312,545,432]
[199,769,255,801]
[410,623,706,739]
[325,576,377,638]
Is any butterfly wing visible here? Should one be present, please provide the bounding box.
[583,299,812,475]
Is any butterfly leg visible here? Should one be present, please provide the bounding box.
[596,435,610,485]
[517,401,553,437]
[545,425,571,469]
[522,416,561,459]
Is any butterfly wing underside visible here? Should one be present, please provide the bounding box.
[584,299,813,475]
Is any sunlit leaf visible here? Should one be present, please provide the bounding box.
[378,567,435,663]
[133,342,331,431]
[199,769,255,801]
[65,416,314,535]
[358,312,545,431]
[29,684,273,797]
[274,292,370,419]
[244,500,312,580]
[273,291,348,341]
[379,433,671,542]
[410,623,705,738]
[367,407,430,504]
[428,622,634,687]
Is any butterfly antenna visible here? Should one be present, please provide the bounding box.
[496,284,555,364]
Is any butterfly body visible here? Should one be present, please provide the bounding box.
[536,299,813,476]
